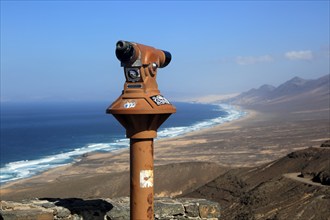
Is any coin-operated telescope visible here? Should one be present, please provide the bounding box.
[106,41,176,220]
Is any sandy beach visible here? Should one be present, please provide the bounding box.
[1,103,329,201]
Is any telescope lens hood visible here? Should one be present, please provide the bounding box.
[116,41,135,63]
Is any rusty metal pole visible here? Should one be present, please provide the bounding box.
[107,41,176,220]
[130,138,154,219]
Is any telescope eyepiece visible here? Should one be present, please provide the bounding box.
[161,50,172,68]
[116,40,135,63]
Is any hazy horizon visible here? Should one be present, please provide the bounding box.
[1,1,329,102]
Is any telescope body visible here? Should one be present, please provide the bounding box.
[107,41,175,219]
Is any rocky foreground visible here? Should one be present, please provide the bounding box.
[1,197,220,220]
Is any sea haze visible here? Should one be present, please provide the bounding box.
[0,101,244,184]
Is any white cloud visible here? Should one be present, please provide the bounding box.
[235,55,273,65]
[284,50,313,60]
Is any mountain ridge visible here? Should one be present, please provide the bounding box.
[225,74,330,111]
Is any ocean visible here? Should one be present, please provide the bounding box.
[0,101,244,184]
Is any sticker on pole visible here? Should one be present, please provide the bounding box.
[150,95,171,106]
[123,100,136,109]
[140,170,153,188]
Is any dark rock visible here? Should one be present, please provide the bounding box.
[320,140,330,148]
[312,170,330,185]
[287,147,318,158]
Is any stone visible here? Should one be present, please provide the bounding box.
[178,198,205,218]
[0,209,54,220]
[53,206,71,218]
[0,201,54,220]
[154,198,185,218]
[71,214,83,220]
[106,206,130,220]
[40,203,56,209]
[184,202,199,217]
[105,198,130,220]
[199,200,220,219]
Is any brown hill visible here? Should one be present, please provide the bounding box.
[0,162,225,201]
[183,145,330,220]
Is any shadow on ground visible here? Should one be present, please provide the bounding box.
[41,198,113,220]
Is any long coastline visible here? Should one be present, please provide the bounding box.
[1,102,329,200]
[0,104,246,189]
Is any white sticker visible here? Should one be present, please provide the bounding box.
[140,170,153,188]
[151,95,170,106]
[123,100,136,109]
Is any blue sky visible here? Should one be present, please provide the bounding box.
[1,1,329,102]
